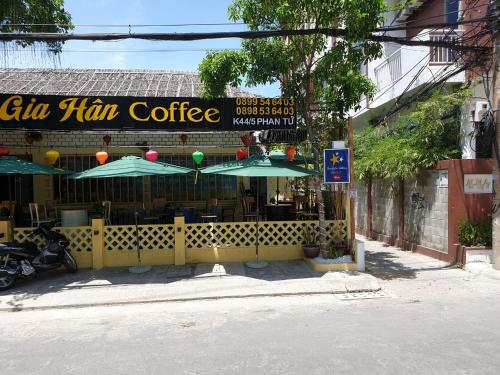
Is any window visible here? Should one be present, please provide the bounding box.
[54,155,140,203]
[151,154,237,201]
[446,0,459,26]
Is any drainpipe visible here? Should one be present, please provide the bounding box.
[398,178,405,248]
[367,175,373,238]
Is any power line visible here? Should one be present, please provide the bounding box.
[0,18,493,52]
[0,48,242,53]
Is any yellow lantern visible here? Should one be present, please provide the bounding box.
[46,148,60,165]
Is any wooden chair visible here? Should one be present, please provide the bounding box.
[29,203,52,227]
[102,200,112,225]
[242,196,258,222]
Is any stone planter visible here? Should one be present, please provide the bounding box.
[462,246,492,264]
[302,245,320,259]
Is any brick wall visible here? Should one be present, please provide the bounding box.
[404,171,448,253]
[356,171,448,253]
[0,130,244,149]
[372,178,399,238]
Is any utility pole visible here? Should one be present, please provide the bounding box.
[492,30,499,270]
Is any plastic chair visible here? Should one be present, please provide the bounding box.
[44,200,60,222]
[183,207,196,224]
[201,198,219,223]
[29,203,52,227]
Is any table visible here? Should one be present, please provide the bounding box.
[61,209,88,227]
[266,204,293,221]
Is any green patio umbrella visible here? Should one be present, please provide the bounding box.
[267,151,315,204]
[201,154,317,268]
[0,156,70,224]
[0,156,68,175]
[71,155,194,274]
[268,150,314,165]
[71,155,193,179]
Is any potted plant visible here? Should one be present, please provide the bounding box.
[458,219,492,264]
[302,225,320,258]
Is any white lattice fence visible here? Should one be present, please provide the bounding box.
[104,224,174,251]
[13,226,93,252]
[185,220,347,249]
[185,222,257,248]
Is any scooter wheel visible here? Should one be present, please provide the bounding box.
[0,275,16,291]
[63,251,78,273]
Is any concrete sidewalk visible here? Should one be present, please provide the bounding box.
[0,260,380,312]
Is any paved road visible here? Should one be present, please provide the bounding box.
[1,239,499,375]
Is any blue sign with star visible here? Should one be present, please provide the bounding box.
[324,148,350,184]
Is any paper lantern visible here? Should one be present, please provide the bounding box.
[96,149,109,165]
[25,133,34,145]
[46,148,60,165]
[286,145,296,161]
[0,147,10,157]
[145,148,159,162]
[180,134,188,145]
[236,148,248,160]
[103,134,112,146]
[192,150,204,166]
[241,134,253,147]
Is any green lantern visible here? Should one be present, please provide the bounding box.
[192,150,205,166]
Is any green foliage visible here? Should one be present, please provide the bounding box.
[199,51,248,98]
[301,225,317,246]
[354,88,470,181]
[328,246,343,259]
[458,219,492,247]
[0,0,73,53]
[198,0,385,119]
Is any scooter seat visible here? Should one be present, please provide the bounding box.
[0,241,39,256]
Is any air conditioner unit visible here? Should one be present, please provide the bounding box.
[471,101,489,122]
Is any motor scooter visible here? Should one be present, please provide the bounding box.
[0,221,77,291]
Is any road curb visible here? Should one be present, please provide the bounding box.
[0,287,382,313]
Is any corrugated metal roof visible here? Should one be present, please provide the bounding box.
[0,68,256,97]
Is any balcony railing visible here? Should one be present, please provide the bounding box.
[429,31,461,65]
[374,49,402,90]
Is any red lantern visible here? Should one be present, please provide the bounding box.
[180,134,188,145]
[103,134,112,146]
[95,149,109,165]
[286,145,296,161]
[236,148,248,160]
[0,147,10,157]
[241,134,253,147]
[145,148,159,162]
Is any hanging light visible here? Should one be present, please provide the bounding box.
[192,150,205,166]
[180,134,188,145]
[236,148,248,160]
[145,148,159,162]
[46,148,60,165]
[103,134,112,147]
[286,145,296,161]
[0,147,10,157]
[95,149,109,165]
[241,134,253,147]
[25,133,34,145]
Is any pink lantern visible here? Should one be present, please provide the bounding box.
[145,148,159,162]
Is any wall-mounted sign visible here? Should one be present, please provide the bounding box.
[324,148,350,184]
[0,94,296,132]
[464,174,492,194]
[438,170,448,188]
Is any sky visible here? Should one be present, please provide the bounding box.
[3,0,280,97]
